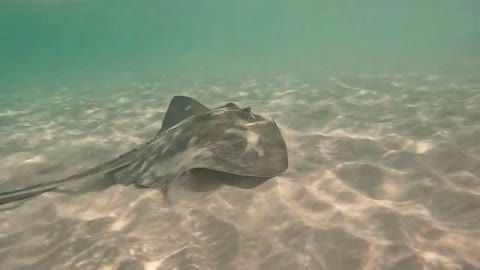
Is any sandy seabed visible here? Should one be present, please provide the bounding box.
[1,72,479,270]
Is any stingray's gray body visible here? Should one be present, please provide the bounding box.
[0,96,288,204]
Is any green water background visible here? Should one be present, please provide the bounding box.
[1,0,479,91]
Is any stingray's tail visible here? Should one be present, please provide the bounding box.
[0,168,112,205]
[0,182,60,205]
[0,162,134,205]
[0,144,144,205]
[0,169,100,205]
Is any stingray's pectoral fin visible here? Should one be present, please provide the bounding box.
[188,169,273,189]
[108,162,140,186]
[107,170,146,192]
[133,183,150,189]
[109,163,172,196]
[220,175,272,189]
[104,164,131,183]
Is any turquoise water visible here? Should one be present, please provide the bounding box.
[1,1,480,270]
[1,1,479,89]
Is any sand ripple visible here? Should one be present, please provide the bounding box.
[1,73,479,269]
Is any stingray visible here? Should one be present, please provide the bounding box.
[0,96,288,205]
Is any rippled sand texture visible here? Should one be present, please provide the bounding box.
[1,73,479,270]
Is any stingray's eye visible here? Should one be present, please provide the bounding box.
[240,107,254,121]
[226,102,237,108]
[242,107,251,113]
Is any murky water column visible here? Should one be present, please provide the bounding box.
[1,1,479,269]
